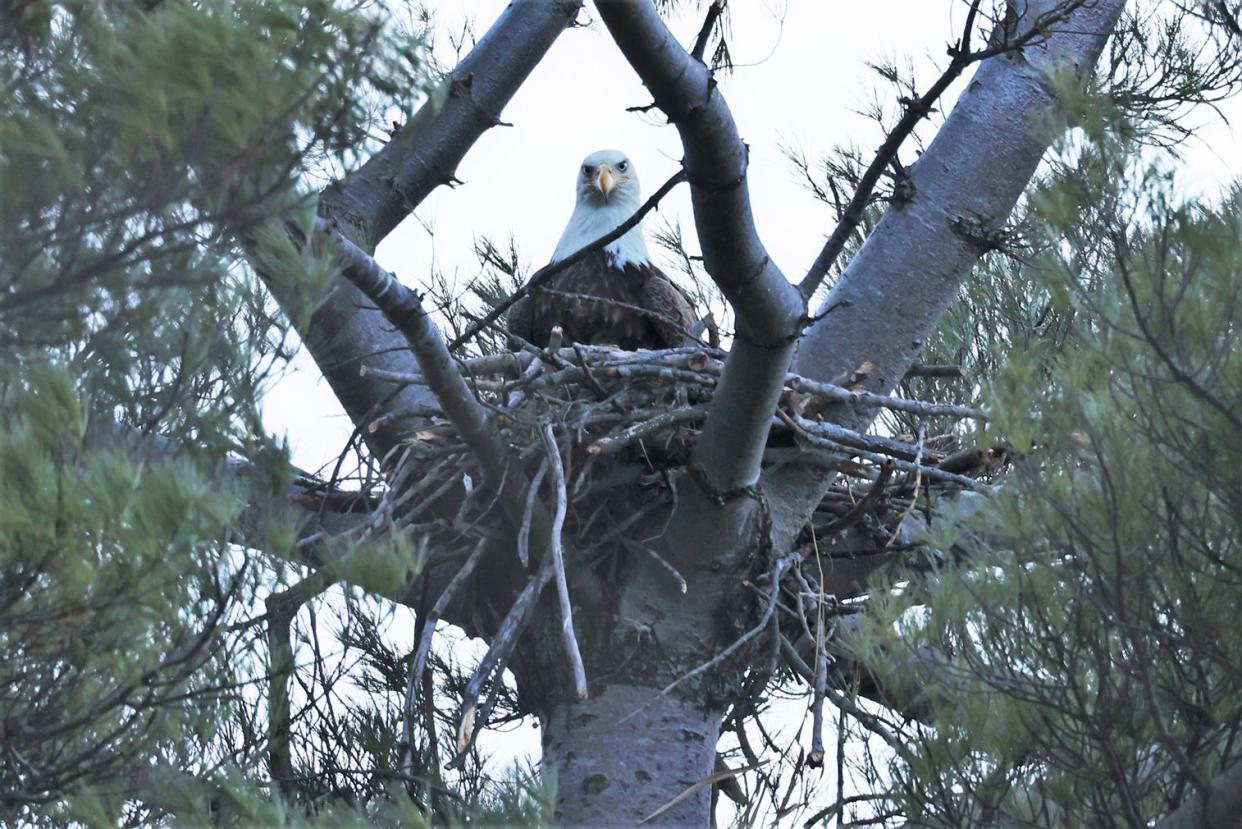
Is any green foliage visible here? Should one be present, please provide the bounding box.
[0,360,255,822]
[867,96,1242,826]
[0,0,433,822]
[1,0,424,354]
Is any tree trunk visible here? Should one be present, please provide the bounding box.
[541,684,722,827]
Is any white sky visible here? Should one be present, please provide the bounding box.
[262,1,1242,820]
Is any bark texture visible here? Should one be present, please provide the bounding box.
[595,0,805,494]
[541,684,722,827]
[1155,758,1242,829]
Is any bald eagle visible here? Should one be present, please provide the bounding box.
[507,150,708,350]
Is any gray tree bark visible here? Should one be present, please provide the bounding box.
[1155,758,1242,829]
[541,685,722,826]
[768,0,1127,532]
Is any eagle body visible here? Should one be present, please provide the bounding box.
[506,149,705,351]
[509,249,695,350]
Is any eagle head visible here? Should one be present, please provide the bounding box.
[576,149,640,206]
[553,149,652,268]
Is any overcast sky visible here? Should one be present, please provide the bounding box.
[262,2,1241,814]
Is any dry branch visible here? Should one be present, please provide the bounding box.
[400,538,488,779]
[541,424,588,701]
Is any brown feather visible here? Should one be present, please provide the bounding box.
[506,249,702,350]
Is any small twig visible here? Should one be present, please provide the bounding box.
[621,537,688,594]
[779,630,902,750]
[516,459,548,568]
[601,363,716,384]
[822,682,901,750]
[800,794,890,829]
[448,555,554,769]
[639,759,767,825]
[822,459,895,535]
[809,635,829,767]
[798,0,1087,298]
[808,538,830,770]
[572,343,612,401]
[542,423,588,701]
[690,0,726,62]
[791,416,941,464]
[799,0,986,298]
[780,412,987,491]
[587,404,708,455]
[785,372,985,420]
[885,426,925,548]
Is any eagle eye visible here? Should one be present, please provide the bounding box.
[618,160,629,172]
[582,164,595,177]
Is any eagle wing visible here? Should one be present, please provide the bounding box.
[505,294,535,347]
[640,270,699,349]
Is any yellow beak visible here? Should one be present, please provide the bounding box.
[595,164,616,200]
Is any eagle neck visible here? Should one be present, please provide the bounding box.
[551,198,651,269]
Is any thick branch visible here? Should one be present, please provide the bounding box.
[321,222,514,475]
[766,0,1127,528]
[595,0,806,494]
[259,268,436,462]
[1155,758,1242,829]
[793,0,1125,420]
[320,0,583,251]
[265,575,332,798]
[270,1,580,462]
[763,0,1129,718]
[321,221,548,542]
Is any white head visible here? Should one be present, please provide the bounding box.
[551,149,652,268]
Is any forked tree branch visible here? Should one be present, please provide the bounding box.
[269,1,582,462]
[690,0,726,62]
[595,0,806,494]
[319,219,550,543]
[761,0,1128,729]
[319,223,514,485]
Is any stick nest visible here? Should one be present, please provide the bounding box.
[352,343,1000,566]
